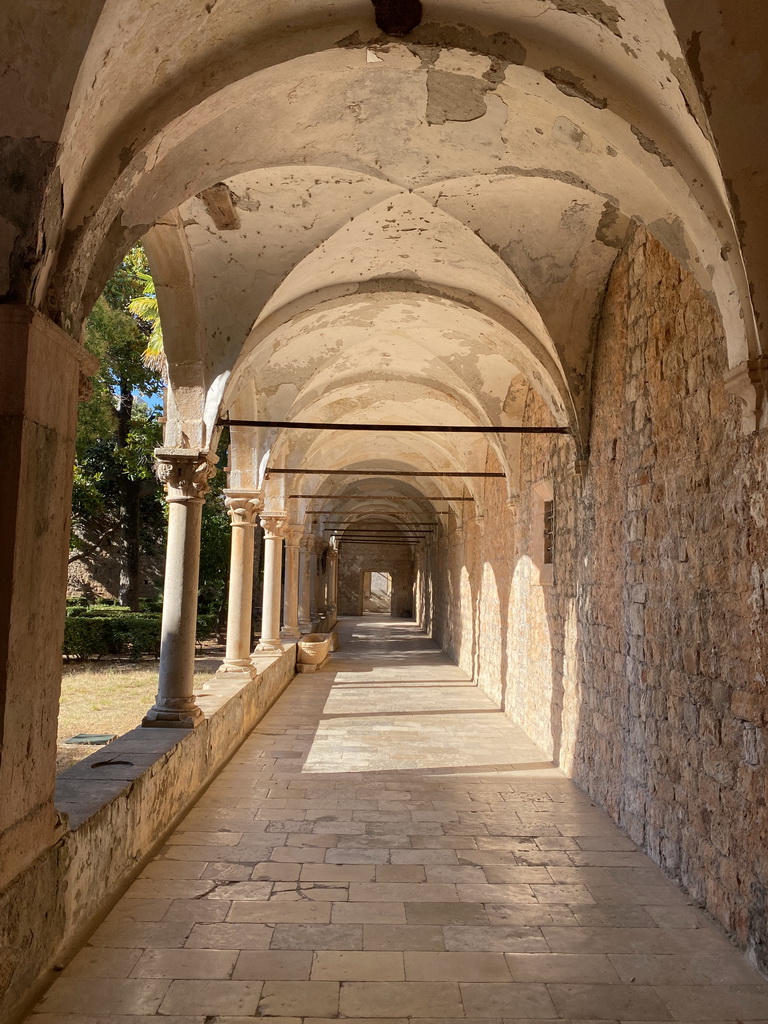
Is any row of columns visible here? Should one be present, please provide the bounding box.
[143,450,339,727]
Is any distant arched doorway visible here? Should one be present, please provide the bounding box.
[362,571,392,615]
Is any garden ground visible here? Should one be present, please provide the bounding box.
[56,647,224,771]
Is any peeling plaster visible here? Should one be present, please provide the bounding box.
[543,67,608,109]
[339,22,527,67]
[426,70,491,125]
[547,0,623,38]
[595,202,631,248]
[631,125,673,167]
[657,48,713,143]
[648,215,690,267]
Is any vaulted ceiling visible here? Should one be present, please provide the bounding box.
[4,0,765,521]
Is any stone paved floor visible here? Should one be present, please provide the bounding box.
[30,617,768,1023]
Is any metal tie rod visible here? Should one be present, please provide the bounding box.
[311,508,453,514]
[328,532,431,537]
[320,521,438,526]
[337,540,416,545]
[271,468,504,478]
[290,494,473,501]
[221,418,568,434]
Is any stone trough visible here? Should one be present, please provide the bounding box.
[297,630,338,672]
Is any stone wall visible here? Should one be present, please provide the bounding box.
[67,540,163,603]
[338,542,416,618]
[576,227,768,967]
[432,225,768,971]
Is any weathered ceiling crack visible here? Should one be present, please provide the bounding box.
[485,166,620,209]
[630,125,673,168]
[543,67,608,109]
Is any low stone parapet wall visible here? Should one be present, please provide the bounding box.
[0,642,298,1024]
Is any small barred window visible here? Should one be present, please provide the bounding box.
[543,499,554,565]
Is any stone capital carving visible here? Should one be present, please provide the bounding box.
[260,511,289,539]
[284,525,305,548]
[224,490,261,526]
[155,448,218,503]
[724,356,768,434]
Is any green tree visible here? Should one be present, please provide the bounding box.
[74,245,234,624]
[72,247,165,609]
[128,270,167,376]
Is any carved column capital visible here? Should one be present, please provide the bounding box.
[224,490,262,526]
[284,525,305,548]
[724,356,768,434]
[260,511,289,539]
[155,448,218,503]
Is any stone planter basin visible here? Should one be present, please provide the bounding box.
[298,633,332,665]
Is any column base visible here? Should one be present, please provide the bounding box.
[217,658,254,674]
[253,639,285,654]
[142,700,205,728]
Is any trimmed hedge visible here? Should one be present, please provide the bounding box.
[63,609,219,660]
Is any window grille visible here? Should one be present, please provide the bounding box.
[543,499,554,564]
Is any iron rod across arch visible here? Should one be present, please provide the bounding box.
[291,494,471,501]
[270,469,504,478]
[220,418,569,434]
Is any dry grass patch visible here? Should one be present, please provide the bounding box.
[57,653,222,772]
[57,663,159,772]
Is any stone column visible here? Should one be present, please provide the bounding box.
[310,537,324,627]
[255,512,288,652]
[143,449,216,728]
[326,545,339,628]
[298,536,313,633]
[0,307,98,888]
[282,526,304,638]
[220,491,261,672]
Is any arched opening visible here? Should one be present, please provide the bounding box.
[362,571,392,615]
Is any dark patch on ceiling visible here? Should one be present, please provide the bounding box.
[371,0,423,37]
[595,202,631,249]
[199,183,241,231]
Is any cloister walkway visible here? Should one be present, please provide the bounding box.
[30,618,768,1022]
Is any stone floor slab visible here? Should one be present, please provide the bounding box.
[25,618,768,1024]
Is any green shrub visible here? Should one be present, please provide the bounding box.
[109,613,162,658]
[63,615,114,659]
[64,611,161,659]
[64,608,219,659]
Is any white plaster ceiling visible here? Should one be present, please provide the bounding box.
[15,0,761,522]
